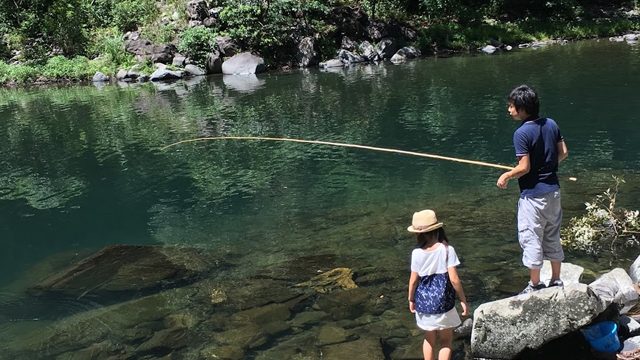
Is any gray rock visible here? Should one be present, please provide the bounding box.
[471,284,605,359]
[624,33,639,42]
[630,255,640,283]
[92,72,109,82]
[317,325,352,345]
[341,36,357,51]
[337,49,366,64]
[205,51,222,74]
[221,52,265,75]
[186,0,209,21]
[172,55,186,67]
[216,36,238,57]
[454,318,473,339]
[539,260,584,286]
[150,69,184,81]
[358,41,379,62]
[589,268,639,313]
[125,38,177,64]
[391,46,421,64]
[184,64,206,76]
[296,37,317,68]
[319,59,345,68]
[116,69,128,80]
[481,45,497,54]
[621,315,640,336]
[202,17,217,27]
[376,38,398,59]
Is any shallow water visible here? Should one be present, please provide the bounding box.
[0,40,639,358]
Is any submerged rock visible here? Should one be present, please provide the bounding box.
[294,267,357,293]
[29,245,217,299]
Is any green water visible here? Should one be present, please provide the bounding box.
[1,40,639,358]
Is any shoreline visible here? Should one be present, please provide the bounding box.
[1,31,638,90]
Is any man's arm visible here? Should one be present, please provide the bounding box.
[497,154,530,189]
[557,140,568,162]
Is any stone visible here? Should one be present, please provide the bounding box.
[216,36,238,57]
[294,268,357,293]
[172,55,186,67]
[358,41,379,62]
[620,336,640,355]
[341,36,357,51]
[589,268,639,313]
[471,283,605,359]
[221,52,265,75]
[321,337,385,359]
[92,72,109,82]
[621,315,640,337]
[481,45,497,54]
[29,245,214,299]
[125,38,176,64]
[205,51,222,74]
[150,69,184,81]
[539,260,584,285]
[289,310,329,328]
[230,303,292,325]
[200,345,245,360]
[319,59,345,68]
[184,64,206,76]
[186,0,209,21]
[135,327,191,354]
[315,288,369,321]
[317,324,353,345]
[337,49,365,64]
[629,255,640,283]
[296,37,317,68]
[116,69,128,80]
[376,38,398,60]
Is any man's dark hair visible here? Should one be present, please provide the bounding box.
[508,84,539,117]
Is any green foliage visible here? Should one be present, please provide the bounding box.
[178,26,217,66]
[42,56,91,80]
[562,176,640,256]
[0,61,40,83]
[112,0,159,32]
[88,28,134,66]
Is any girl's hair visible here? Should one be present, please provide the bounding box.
[416,228,448,249]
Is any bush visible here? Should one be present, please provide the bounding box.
[0,61,40,83]
[178,26,217,66]
[41,55,98,80]
[88,28,134,66]
[112,0,159,32]
[562,176,640,256]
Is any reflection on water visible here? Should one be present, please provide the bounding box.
[0,40,640,358]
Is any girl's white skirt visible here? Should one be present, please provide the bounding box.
[415,307,461,330]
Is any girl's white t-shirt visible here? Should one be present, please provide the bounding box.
[411,243,460,277]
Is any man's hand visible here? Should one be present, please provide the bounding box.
[497,172,510,189]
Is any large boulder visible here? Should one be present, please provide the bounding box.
[539,260,584,285]
[589,268,639,313]
[150,68,184,81]
[358,41,379,62]
[125,38,177,64]
[471,284,605,359]
[221,52,265,75]
[337,49,365,64]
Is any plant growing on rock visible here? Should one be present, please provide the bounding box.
[561,176,640,256]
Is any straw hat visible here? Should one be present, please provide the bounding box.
[407,209,443,233]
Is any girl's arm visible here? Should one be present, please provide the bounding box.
[448,266,470,316]
[408,271,419,313]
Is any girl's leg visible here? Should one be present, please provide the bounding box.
[423,330,437,360]
[437,328,454,360]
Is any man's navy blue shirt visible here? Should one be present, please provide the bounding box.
[513,117,563,198]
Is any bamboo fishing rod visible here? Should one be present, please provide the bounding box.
[161,136,515,171]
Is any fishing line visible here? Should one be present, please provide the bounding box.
[161,136,514,171]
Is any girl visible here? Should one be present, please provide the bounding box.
[407,209,470,360]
